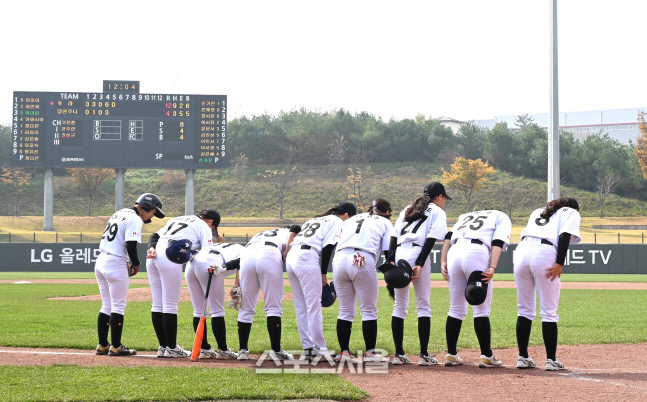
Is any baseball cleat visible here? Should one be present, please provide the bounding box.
[108,344,137,356]
[545,358,565,371]
[95,344,110,355]
[157,346,167,358]
[444,353,464,366]
[364,351,388,363]
[199,348,219,359]
[392,353,411,365]
[216,348,238,359]
[479,354,503,368]
[237,349,250,360]
[418,353,439,366]
[269,349,294,361]
[517,356,536,369]
[164,345,190,358]
[333,351,359,363]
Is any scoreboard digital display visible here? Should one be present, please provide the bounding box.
[11,81,227,169]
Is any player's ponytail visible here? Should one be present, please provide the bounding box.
[315,207,337,217]
[404,195,431,223]
[369,198,392,219]
[540,197,570,219]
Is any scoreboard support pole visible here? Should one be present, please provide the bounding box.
[43,168,55,231]
[185,169,196,215]
[115,168,126,211]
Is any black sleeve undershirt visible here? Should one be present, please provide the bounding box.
[125,241,140,267]
[445,231,453,240]
[147,232,160,250]
[491,239,505,249]
[556,233,572,265]
[289,224,302,234]
[321,244,336,275]
[223,258,241,271]
[415,237,436,266]
[386,236,398,263]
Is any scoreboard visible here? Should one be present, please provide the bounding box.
[11,81,227,169]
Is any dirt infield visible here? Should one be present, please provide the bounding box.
[1,343,646,400]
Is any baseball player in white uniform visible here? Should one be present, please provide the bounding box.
[286,202,357,360]
[146,209,220,358]
[441,208,512,368]
[94,193,165,356]
[236,225,301,361]
[514,197,581,371]
[390,182,449,366]
[186,242,243,359]
[333,199,395,362]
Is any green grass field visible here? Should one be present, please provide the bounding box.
[1,273,646,401]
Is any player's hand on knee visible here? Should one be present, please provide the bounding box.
[227,286,242,310]
[545,263,563,282]
[411,265,422,281]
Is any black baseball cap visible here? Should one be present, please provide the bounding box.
[199,209,221,227]
[424,182,452,200]
[334,202,357,217]
[465,270,488,305]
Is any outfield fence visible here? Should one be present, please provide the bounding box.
[1,242,645,274]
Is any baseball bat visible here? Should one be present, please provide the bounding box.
[191,269,214,362]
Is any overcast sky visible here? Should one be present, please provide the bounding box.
[2,0,646,126]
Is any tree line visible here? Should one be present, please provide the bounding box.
[228,109,647,200]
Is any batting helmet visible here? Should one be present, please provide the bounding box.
[135,193,165,221]
[564,197,580,211]
[381,259,413,289]
[465,270,488,305]
[322,282,337,308]
[165,239,193,264]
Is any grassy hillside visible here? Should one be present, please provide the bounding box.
[0,163,645,220]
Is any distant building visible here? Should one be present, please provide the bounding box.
[438,116,464,134]
[473,107,646,144]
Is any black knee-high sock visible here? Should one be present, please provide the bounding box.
[151,312,166,347]
[516,316,533,358]
[193,317,210,350]
[474,317,492,356]
[418,317,430,356]
[446,316,463,355]
[211,316,227,351]
[238,321,252,351]
[391,317,405,355]
[542,322,558,361]
[97,312,110,346]
[362,320,378,352]
[162,313,178,348]
[267,316,282,352]
[337,319,353,354]
[109,313,124,347]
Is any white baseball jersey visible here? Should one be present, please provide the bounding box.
[520,207,581,245]
[155,215,213,250]
[246,227,291,251]
[195,242,244,266]
[394,203,447,245]
[449,210,512,252]
[336,212,395,259]
[290,215,344,253]
[99,208,143,257]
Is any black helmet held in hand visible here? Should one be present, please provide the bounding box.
[135,193,165,222]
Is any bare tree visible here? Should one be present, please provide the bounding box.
[595,172,621,218]
[259,166,300,219]
[231,153,250,181]
[497,175,531,218]
[70,168,114,216]
[346,166,366,210]
[327,134,348,176]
